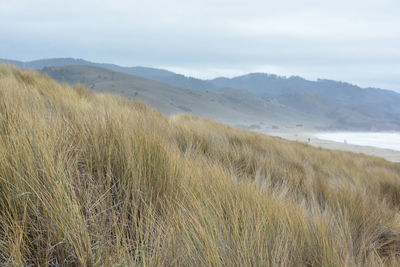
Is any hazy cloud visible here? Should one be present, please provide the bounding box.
[1,0,399,91]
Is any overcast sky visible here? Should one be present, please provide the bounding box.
[1,0,399,91]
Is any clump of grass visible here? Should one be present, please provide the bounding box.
[1,65,400,266]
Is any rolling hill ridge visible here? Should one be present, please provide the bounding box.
[40,65,295,126]
[2,58,400,130]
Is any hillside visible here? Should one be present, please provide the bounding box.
[1,65,400,266]
[40,65,303,128]
[2,57,400,130]
[0,57,216,91]
[211,74,400,130]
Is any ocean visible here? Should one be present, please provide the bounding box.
[315,132,400,151]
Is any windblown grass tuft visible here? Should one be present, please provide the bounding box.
[1,65,400,266]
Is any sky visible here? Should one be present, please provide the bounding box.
[1,0,399,91]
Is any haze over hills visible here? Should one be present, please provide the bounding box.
[2,58,400,130]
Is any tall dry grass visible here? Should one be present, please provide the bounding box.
[1,65,400,266]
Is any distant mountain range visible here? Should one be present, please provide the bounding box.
[2,57,400,131]
[39,65,294,126]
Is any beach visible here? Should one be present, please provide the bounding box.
[264,132,400,163]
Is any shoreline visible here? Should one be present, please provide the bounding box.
[261,131,400,163]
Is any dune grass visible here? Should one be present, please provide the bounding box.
[1,65,400,266]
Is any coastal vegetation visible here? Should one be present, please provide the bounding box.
[1,65,400,266]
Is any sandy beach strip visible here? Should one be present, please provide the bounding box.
[263,132,400,163]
